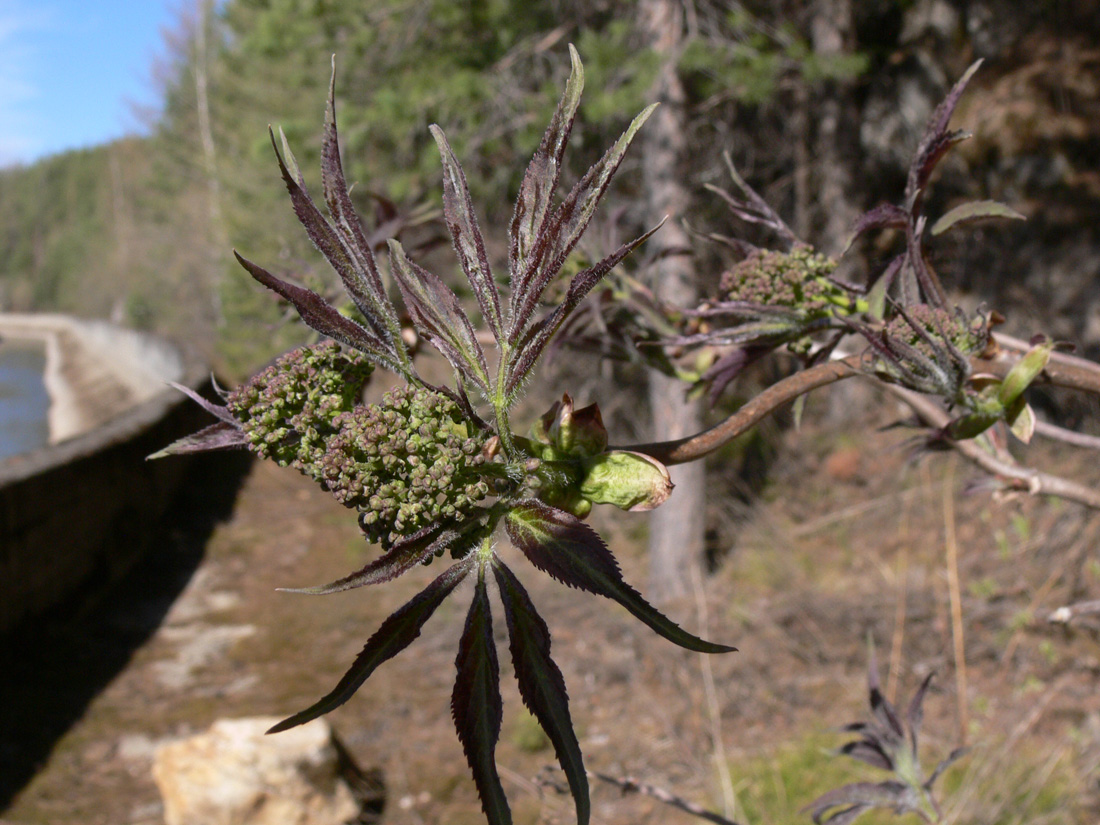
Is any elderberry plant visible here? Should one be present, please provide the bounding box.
[156,47,733,825]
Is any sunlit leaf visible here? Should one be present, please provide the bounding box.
[388,240,491,391]
[504,501,735,653]
[432,125,504,344]
[510,43,584,319]
[452,570,510,825]
[147,421,247,459]
[234,252,403,374]
[493,559,589,825]
[930,200,1026,236]
[268,557,472,733]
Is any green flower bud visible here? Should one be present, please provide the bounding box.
[579,451,673,512]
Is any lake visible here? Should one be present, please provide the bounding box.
[0,340,50,461]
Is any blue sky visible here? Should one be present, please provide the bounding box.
[0,0,177,167]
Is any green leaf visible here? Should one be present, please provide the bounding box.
[493,559,589,825]
[268,557,472,733]
[1007,399,1036,443]
[452,568,511,825]
[579,451,673,511]
[999,338,1053,408]
[930,200,1025,236]
[505,501,736,654]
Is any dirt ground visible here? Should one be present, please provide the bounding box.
[3,384,1100,825]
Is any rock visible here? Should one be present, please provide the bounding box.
[152,717,361,825]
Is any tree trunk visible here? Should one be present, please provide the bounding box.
[639,0,705,603]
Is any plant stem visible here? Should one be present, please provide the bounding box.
[618,355,862,464]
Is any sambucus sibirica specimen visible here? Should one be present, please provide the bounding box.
[157,47,733,825]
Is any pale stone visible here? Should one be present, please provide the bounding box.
[152,717,360,825]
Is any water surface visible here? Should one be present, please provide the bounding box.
[0,340,50,461]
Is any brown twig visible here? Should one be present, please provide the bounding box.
[885,386,1100,509]
[619,355,861,464]
[592,772,745,825]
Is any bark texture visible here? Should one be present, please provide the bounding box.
[639,0,705,603]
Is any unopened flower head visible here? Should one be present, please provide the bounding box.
[884,304,988,359]
[318,385,492,549]
[227,340,373,469]
[720,246,842,312]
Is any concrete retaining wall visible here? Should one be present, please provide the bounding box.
[0,315,219,636]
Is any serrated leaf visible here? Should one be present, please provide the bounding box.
[504,501,735,654]
[277,522,483,595]
[508,103,658,345]
[452,570,510,825]
[166,380,238,424]
[388,240,490,392]
[509,43,584,320]
[268,558,472,733]
[318,60,404,349]
[930,200,1026,235]
[268,128,395,349]
[507,221,662,397]
[431,125,504,344]
[235,251,404,374]
[147,421,248,459]
[493,559,589,825]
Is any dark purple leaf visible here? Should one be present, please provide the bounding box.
[504,501,736,654]
[493,559,589,825]
[805,781,911,825]
[318,61,403,342]
[234,252,402,373]
[509,44,583,321]
[906,60,982,202]
[839,740,894,772]
[906,672,935,756]
[452,570,510,825]
[147,421,248,459]
[388,240,490,391]
[277,523,481,595]
[869,686,905,745]
[925,745,969,790]
[431,126,504,344]
[843,203,909,253]
[508,104,657,345]
[268,128,395,347]
[507,222,662,398]
[268,557,472,733]
[166,381,237,424]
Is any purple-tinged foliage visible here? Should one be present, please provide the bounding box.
[452,569,509,825]
[805,659,967,825]
[505,500,735,654]
[157,47,735,825]
[268,557,473,734]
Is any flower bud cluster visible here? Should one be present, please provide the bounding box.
[227,340,373,469]
[720,247,840,311]
[318,386,492,548]
[885,305,988,360]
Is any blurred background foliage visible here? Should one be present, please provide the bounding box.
[0,0,1097,380]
